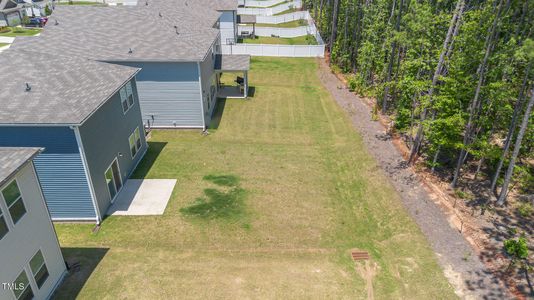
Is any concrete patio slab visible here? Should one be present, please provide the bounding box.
[106,179,176,216]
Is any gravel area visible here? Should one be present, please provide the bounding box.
[317,59,509,299]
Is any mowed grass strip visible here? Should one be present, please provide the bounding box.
[256,20,308,28]
[242,35,317,45]
[53,58,456,299]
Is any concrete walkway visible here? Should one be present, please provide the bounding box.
[316,59,508,299]
[106,179,176,216]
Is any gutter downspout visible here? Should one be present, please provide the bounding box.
[72,126,102,224]
[197,62,207,131]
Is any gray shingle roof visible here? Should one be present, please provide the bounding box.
[215,54,250,71]
[0,147,41,187]
[10,5,220,62]
[237,14,256,24]
[142,0,237,13]
[0,50,139,125]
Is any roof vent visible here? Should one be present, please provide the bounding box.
[174,25,179,35]
[145,0,148,5]
[54,19,59,25]
[159,12,162,17]
[128,48,133,54]
[25,83,31,92]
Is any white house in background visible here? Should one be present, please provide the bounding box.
[0,147,67,300]
[0,0,24,26]
[0,0,52,26]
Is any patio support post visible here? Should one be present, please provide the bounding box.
[244,71,248,98]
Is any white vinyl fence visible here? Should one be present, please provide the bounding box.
[222,44,325,57]
[255,11,310,24]
[239,11,325,43]
[237,0,302,16]
[238,0,287,8]
[238,25,315,38]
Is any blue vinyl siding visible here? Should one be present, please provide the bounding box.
[199,46,218,124]
[0,126,95,220]
[78,78,147,218]
[110,61,204,128]
[33,154,95,219]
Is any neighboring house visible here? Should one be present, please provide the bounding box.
[11,2,249,129]
[147,0,238,45]
[0,50,147,224]
[24,0,53,17]
[0,147,67,300]
[0,0,52,26]
[0,0,24,26]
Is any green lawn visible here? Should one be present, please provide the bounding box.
[0,43,8,47]
[243,35,317,45]
[53,58,455,299]
[256,19,308,28]
[0,27,40,37]
[273,7,298,15]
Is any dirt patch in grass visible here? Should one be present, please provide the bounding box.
[355,260,378,300]
[180,174,248,221]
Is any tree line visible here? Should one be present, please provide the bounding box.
[307,0,534,205]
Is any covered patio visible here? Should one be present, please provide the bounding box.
[237,14,257,38]
[215,54,251,99]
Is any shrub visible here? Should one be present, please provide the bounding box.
[45,4,52,16]
[517,201,533,217]
[504,236,528,261]
[347,73,366,94]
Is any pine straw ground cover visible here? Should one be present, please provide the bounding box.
[53,58,456,299]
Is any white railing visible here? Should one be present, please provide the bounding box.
[238,25,314,38]
[255,11,310,24]
[237,0,302,16]
[222,44,325,57]
[238,0,287,8]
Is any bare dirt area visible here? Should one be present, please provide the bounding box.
[317,58,514,299]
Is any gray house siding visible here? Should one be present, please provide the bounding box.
[78,78,147,219]
[0,126,95,220]
[199,45,218,125]
[112,61,204,128]
[220,10,237,45]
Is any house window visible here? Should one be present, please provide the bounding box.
[2,180,26,225]
[13,270,34,300]
[129,127,142,159]
[120,81,135,114]
[0,210,8,240]
[29,250,49,289]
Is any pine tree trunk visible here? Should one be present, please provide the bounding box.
[382,0,404,113]
[491,63,531,193]
[329,0,340,64]
[451,0,506,188]
[408,0,465,164]
[497,88,534,206]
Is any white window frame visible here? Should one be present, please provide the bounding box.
[12,269,33,300]
[128,127,142,159]
[1,179,26,226]
[120,81,135,114]
[0,209,8,241]
[29,249,49,289]
[104,157,123,203]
